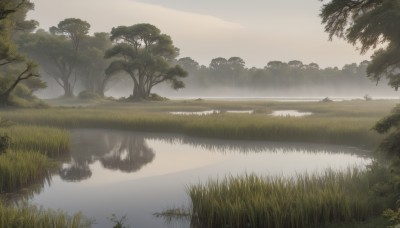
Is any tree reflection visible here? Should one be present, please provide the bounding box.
[59,163,92,182]
[100,136,155,172]
[59,130,155,182]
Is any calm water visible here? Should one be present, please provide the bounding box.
[170,110,255,115]
[27,129,371,228]
[270,110,313,117]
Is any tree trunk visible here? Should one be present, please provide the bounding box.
[62,80,74,98]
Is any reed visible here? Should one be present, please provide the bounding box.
[188,169,377,228]
[0,202,91,228]
[0,125,69,157]
[0,150,58,193]
[0,107,382,148]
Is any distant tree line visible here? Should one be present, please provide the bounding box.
[176,56,382,95]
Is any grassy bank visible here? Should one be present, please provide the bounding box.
[0,125,69,193]
[187,168,393,228]
[0,126,69,157]
[0,99,395,148]
[0,202,91,228]
[0,150,58,193]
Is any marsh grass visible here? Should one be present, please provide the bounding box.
[187,169,377,228]
[0,126,69,157]
[0,104,384,148]
[0,150,58,193]
[0,202,91,228]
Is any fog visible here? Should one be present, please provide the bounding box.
[26,0,398,100]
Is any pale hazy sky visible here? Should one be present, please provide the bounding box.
[28,0,372,68]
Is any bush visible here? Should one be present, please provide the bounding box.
[149,93,169,101]
[78,91,102,100]
[321,97,333,102]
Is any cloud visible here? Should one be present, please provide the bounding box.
[29,0,244,34]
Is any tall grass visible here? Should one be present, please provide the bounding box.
[188,169,377,228]
[0,202,91,228]
[0,126,69,157]
[0,150,58,193]
[0,107,382,148]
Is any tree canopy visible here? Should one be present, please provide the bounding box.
[105,23,187,101]
[320,0,400,90]
[321,0,400,156]
[0,0,44,106]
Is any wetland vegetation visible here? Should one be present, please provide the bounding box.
[1,0,400,227]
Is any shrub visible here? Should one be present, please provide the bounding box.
[78,91,102,100]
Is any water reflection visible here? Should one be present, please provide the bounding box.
[270,110,313,117]
[59,130,155,182]
[100,136,155,172]
[25,129,372,228]
[56,129,370,184]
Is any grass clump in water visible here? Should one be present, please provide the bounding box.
[0,150,58,193]
[187,169,381,228]
[0,201,91,228]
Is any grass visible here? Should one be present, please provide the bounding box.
[0,99,395,149]
[186,169,388,228]
[0,125,68,193]
[0,125,70,157]
[0,99,396,227]
[0,150,58,193]
[0,201,91,228]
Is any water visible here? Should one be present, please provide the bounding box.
[170,96,400,102]
[170,110,254,115]
[169,110,220,115]
[270,110,313,117]
[26,129,371,228]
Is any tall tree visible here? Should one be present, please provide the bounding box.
[228,57,246,87]
[50,18,90,52]
[320,0,400,156]
[78,32,113,96]
[20,30,77,97]
[105,23,187,101]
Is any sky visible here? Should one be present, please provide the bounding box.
[28,0,373,68]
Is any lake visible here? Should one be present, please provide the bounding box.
[25,129,371,228]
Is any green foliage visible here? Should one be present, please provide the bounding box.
[19,29,77,97]
[0,201,91,228]
[320,0,400,90]
[373,104,400,156]
[383,207,400,227]
[0,0,46,106]
[105,23,187,100]
[50,18,90,51]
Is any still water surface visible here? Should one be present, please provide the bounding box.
[28,129,371,228]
